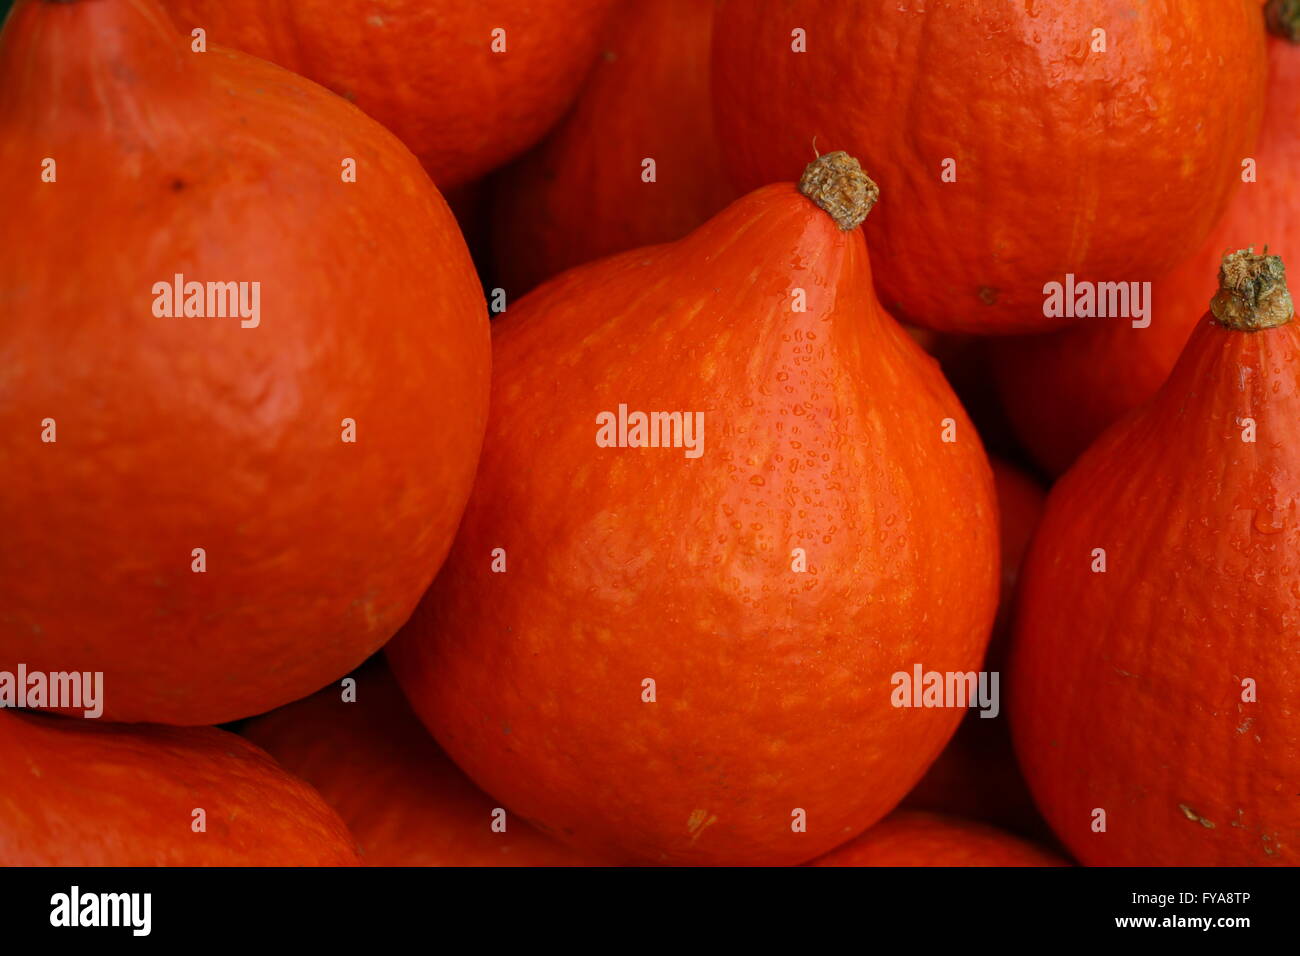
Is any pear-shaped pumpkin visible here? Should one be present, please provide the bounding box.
[389,153,1000,866]
[1011,251,1300,865]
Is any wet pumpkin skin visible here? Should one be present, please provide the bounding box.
[992,31,1300,475]
[243,663,607,866]
[161,0,617,188]
[490,0,736,295]
[711,0,1268,334]
[0,711,361,865]
[810,810,1067,867]
[1010,271,1300,865]
[0,0,490,724]
[389,171,1000,866]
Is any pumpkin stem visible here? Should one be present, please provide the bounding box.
[1266,0,1300,42]
[798,152,879,231]
[1210,250,1294,331]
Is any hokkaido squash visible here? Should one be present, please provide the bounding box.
[161,0,617,188]
[490,0,736,295]
[388,152,1000,866]
[242,662,607,866]
[903,459,1047,837]
[810,811,1067,867]
[711,0,1268,334]
[1010,250,1299,865]
[0,0,490,724]
[987,459,1049,653]
[992,10,1300,474]
[0,710,360,865]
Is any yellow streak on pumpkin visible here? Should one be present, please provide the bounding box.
[687,809,718,844]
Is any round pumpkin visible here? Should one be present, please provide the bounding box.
[0,0,490,724]
[490,0,736,295]
[712,0,1268,334]
[0,710,360,865]
[243,662,607,866]
[810,811,1067,867]
[992,16,1300,474]
[1010,250,1299,865]
[161,0,617,188]
[388,153,1000,866]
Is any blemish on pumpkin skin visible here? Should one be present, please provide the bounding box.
[1178,803,1215,829]
[978,286,999,306]
[686,809,718,843]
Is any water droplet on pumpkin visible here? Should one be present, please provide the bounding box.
[1253,509,1287,534]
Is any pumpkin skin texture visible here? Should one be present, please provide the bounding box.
[161,0,616,189]
[388,158,1001,866]
[903,459,1047,837]
[490,0,737,295]
[711,0,1268,334]
[810,811,1067,867]
[1010,255,1300,865]
[992,32,1300,475]
[0,0,490,724]
[0,710,361,865]
[242,662,607,866]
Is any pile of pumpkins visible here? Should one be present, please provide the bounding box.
[0,0,1295,867]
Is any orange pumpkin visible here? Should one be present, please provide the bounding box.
[711,0,1268,333]
[490,0,736,295]
[161,0,617,188]
[1011,251,1299,865]
[989,459,1048,654]
[243,662,607,866]
[903,459,1048,836]
[0,0,490,724]
[388,153,1000,866]
[992,15,1300,474]
[810,811,1067,867]
[0,710,360,865]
